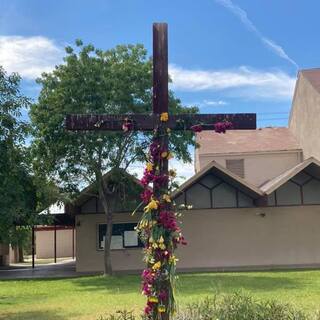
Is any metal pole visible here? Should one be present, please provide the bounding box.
[54,223,57,263]
[32,226,35,269]
[72,225,75,260]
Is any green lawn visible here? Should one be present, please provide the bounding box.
[0,270,320,320]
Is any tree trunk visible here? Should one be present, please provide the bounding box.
[98,184,114,276]
[18,246,24,263]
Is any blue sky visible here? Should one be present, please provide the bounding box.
[0,0,319,177]
[1,0,319,126]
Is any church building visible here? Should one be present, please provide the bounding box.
[71,68,320,273]
[3,69,320,272]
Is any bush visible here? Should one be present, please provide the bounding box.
[176,293,308,320]
[99,292,319,320]
[98,310,137,320]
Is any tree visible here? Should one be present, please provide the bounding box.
[0,66,35,253]
[30,41,198,275]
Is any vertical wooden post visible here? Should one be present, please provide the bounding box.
[31,226,35,269]
[153,22,169,197]
[153,22,170,320]
[54,223,57,263]
[153,23,168,115]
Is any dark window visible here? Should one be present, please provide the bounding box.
[226,159,245,178]
[97,223,143,250]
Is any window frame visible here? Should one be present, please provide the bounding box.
[96,223,143,251]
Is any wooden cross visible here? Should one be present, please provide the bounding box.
[66,23,256,319]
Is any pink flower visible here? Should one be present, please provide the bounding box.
[214,121,233,133]
[150,141,161,161]
[122,119,133,132]
[142,268,156,283]
[158,211,178,231]
[144,305,153,315]
[191,124,203,132]
[140,169,154,186]
[159,290,168,301]
[141,189,153,204]
[153,174,169,188]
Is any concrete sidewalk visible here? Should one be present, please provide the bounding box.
[0,260,99,279]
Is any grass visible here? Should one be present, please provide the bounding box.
[0,270,320,319]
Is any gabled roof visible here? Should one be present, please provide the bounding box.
[72,169,145,207]
[260,157,320,194]
[172,160,264,199]
[40,201,65,215]
[196,128,301,155]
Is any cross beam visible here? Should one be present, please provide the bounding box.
[65,113,256,131]
[65,22,257,320]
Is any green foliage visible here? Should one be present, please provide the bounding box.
[176,293,310,320]
[0,66,35,245]
[30,40,198,193]
[100,293,318,320]
[98,311,137,320]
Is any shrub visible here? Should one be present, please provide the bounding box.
[98,292,318,320]
[98,310,137,320]
[176,293,308,320]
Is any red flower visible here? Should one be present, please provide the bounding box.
[144,305,153,315]
[159,290,168,301]
[153,174,169,188]
[158,210,178,231]
[122,118,133,132]
[214,121,233,133]
[191,124,203,132]
[141,189,153,204]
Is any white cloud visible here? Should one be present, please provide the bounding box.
[214,0,298,69]
[170,159,195,183]
[169,64,295,100]
[0,36,63,79]
[203,100,228,106]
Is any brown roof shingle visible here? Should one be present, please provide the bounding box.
[196,127,301,155]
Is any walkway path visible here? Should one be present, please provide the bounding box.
[0,260,99,279]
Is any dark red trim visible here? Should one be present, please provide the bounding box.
[35,226,74,232]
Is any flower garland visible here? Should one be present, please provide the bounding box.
[133,114,232,319]
[137,112,185,319]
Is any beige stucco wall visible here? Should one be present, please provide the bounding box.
[36,228,76,259]
[76,213,143,272]
[290,74,320,161]
[196,151,302,186]
[76,206,320,272]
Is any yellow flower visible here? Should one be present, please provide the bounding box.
[160,112,169,122]
[144,199,159,212]
[152,242,158,249]
[146,162,153,172]
[152,261,161,270]
[161,151,168,158]
[163,194,171,203]
[167,152,174,160]
[149,296,159,303]
[169,169,177,177]
[158,236,166,250]
[158,305,166,313]
[169,255,179,265]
